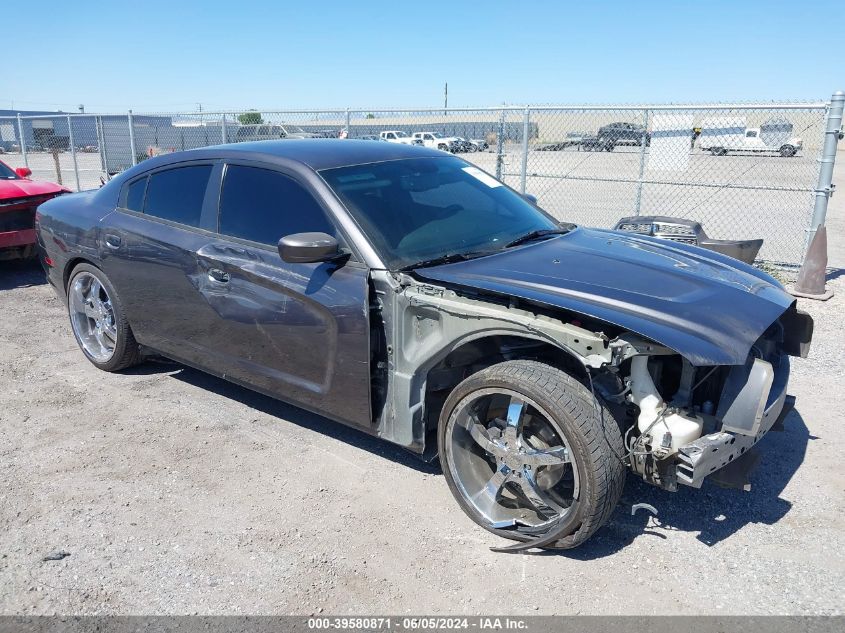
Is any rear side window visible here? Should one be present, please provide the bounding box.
[143,165,213,227]
[123,177,147,211]
[219,165,336,245]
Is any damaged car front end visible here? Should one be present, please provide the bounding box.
[393,269,812,483]
[371,224,813,548]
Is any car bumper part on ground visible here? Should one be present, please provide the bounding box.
[675,355,792,489]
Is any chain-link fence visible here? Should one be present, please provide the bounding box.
[1,95,841,267]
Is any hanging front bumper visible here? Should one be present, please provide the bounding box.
[675,355,793,489]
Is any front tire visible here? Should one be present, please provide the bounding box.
[780,145,796,157]
[67,263,141,372]
[438,360,625,549]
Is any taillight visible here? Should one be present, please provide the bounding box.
[44,256,54,267]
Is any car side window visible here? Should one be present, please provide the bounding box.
[218,165,336,246]
[143,165,213,227]
[122,176,148,211]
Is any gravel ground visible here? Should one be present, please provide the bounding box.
[0,167,844,617]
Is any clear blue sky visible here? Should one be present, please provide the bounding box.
[5,0,844,112]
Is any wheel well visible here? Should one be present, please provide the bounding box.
[422,335,587,433]
[63,257,97,291]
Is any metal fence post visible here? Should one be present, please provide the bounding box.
[634,107,650,215]
[520,107,530,194]
[96,115,111,181]
[16,113,28,167]
[345,108,351,138]
[127,110,137,166]
[809,90,844,239]
[221,113,228,144]
[495,108,506,181]
[67,115,80,191]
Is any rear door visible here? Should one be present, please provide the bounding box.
[100,161,222,368]
[186,162,372,429]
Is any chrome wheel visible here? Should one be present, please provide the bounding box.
[444,388,580,533]
[69,271,117,363]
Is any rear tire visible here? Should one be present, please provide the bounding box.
[780,145,796,157]
[438,360,625,549]
[67,263,141,372]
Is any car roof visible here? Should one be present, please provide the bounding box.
[112,140,447,183]
[218,139,445,169]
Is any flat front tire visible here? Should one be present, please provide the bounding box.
[438,360,625,549]
[67,263,141,372]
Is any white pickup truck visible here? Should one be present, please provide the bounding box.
[411,132,460,152]
[699,117,802,157]
[379,131,423,145]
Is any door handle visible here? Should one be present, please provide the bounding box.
[104,234,122,249]
[208,268,230,283]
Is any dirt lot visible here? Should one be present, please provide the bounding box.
[1,171,844,617]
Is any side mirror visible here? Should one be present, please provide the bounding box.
[522,193,538,204]
[278,232,340,264]
[16,167,32,178]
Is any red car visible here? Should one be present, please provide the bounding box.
[0,159,69,260]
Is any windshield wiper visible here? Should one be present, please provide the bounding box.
[399,251,488,272]
[504,225,574,248]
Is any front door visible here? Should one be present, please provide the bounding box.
[186,163,372,429]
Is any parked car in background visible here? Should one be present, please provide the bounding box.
[597,122,650,148]
[536,131,591,151]
[0,160,68,260]
[412,132,460,152]
[356,135,383,141]
[36,140,812,551]
[613,216,763,264]
[471,139,489,151]
[452,137,478,153]
[379,131,423,145]
[235,124,320,142]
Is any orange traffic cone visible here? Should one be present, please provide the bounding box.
[790,225,833,300]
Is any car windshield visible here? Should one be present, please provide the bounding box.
[393,131,408,138]
[321,156,558,270]
[283,124,305,133]
[0,162,19,180]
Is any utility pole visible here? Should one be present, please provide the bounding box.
[444,82,448,116]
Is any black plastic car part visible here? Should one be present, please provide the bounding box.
[613,215,763,264]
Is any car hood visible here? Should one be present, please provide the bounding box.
[414,227,794,366]
[0,178,67,200]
